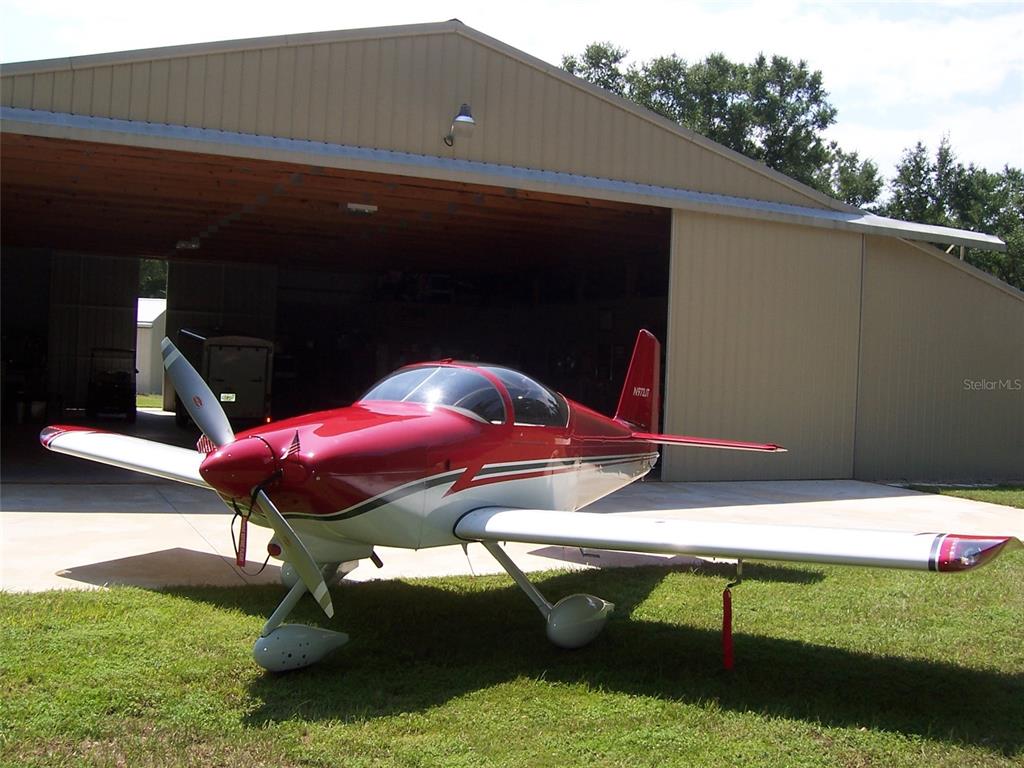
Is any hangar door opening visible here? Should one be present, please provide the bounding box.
[266,173,672,418]
[2,135,672,424]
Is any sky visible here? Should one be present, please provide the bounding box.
[2,0,1021,184]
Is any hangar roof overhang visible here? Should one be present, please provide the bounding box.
[0,127,671,270]
[2,106,1006,256]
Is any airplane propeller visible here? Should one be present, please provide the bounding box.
[160,337,333,619]
[160,338,235,448]
[254,489,334,617]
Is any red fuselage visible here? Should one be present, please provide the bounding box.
[198,362,659,550]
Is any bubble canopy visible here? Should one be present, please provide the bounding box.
[360,364,569,427]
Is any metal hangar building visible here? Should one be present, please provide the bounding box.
[2,20,1021,482]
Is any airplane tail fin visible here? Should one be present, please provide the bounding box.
[614,329,786,453]
[614,329,661,432]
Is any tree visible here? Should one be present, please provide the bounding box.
[139,258,167,298]
[562,42,628,96]
[629,53,752,154]
[887,142,937,223]
[745,53,836,188]
[561,43,882,206]
[814,145,883,209]
[990,168,1024,289]
[885,139,1023,291]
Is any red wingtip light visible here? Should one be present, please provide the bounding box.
[934,535,1021,572]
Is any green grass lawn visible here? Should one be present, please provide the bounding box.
[907,485,1024,510]
[135,393,164,409]
[2,557,1022,767]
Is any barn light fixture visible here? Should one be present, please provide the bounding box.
[346,202,378,215]
[443,103,475,146]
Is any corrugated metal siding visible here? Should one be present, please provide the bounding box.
[854,237,1024,481]
[165,260,277,342]
[1,29,824,208]
[48,252,139,408]
[662,211,862,480]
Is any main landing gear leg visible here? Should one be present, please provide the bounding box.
[252,576,349,673]
[482,541,614,649]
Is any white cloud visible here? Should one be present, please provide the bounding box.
[827,101,1024,180]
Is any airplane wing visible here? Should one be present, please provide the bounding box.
[40,425,208,488]
[455,507,1020,572]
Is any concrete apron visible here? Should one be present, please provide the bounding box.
[1,480,1021,593]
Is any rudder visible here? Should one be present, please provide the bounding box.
[614,329,660,432]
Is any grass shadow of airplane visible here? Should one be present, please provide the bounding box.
[162,563,1019,755]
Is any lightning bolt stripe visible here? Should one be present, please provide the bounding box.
[284,469,465,522]
[283,452,658,522]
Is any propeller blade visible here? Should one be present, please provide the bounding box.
[255,489,334,619]
[160,338,235,448]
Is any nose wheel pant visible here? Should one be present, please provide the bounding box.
[253,574,349,672]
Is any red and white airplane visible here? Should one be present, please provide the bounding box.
[41,330,1020,671]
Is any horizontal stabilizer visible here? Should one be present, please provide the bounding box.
[632,432,786,452]
[455,507,1019,572]
[40,425,208,488]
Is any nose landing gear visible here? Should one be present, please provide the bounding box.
[254,577,349,672]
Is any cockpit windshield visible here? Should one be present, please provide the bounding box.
[482,367,569,427]
[361,364,570,428]
[360,366,506,424]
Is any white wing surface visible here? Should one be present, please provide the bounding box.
[455,507,1020,572]
[40,426,208,488]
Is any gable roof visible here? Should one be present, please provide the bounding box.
[0,20,844,209]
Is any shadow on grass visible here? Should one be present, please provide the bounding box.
[168,564,1020,755]
[527,549,825,583]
